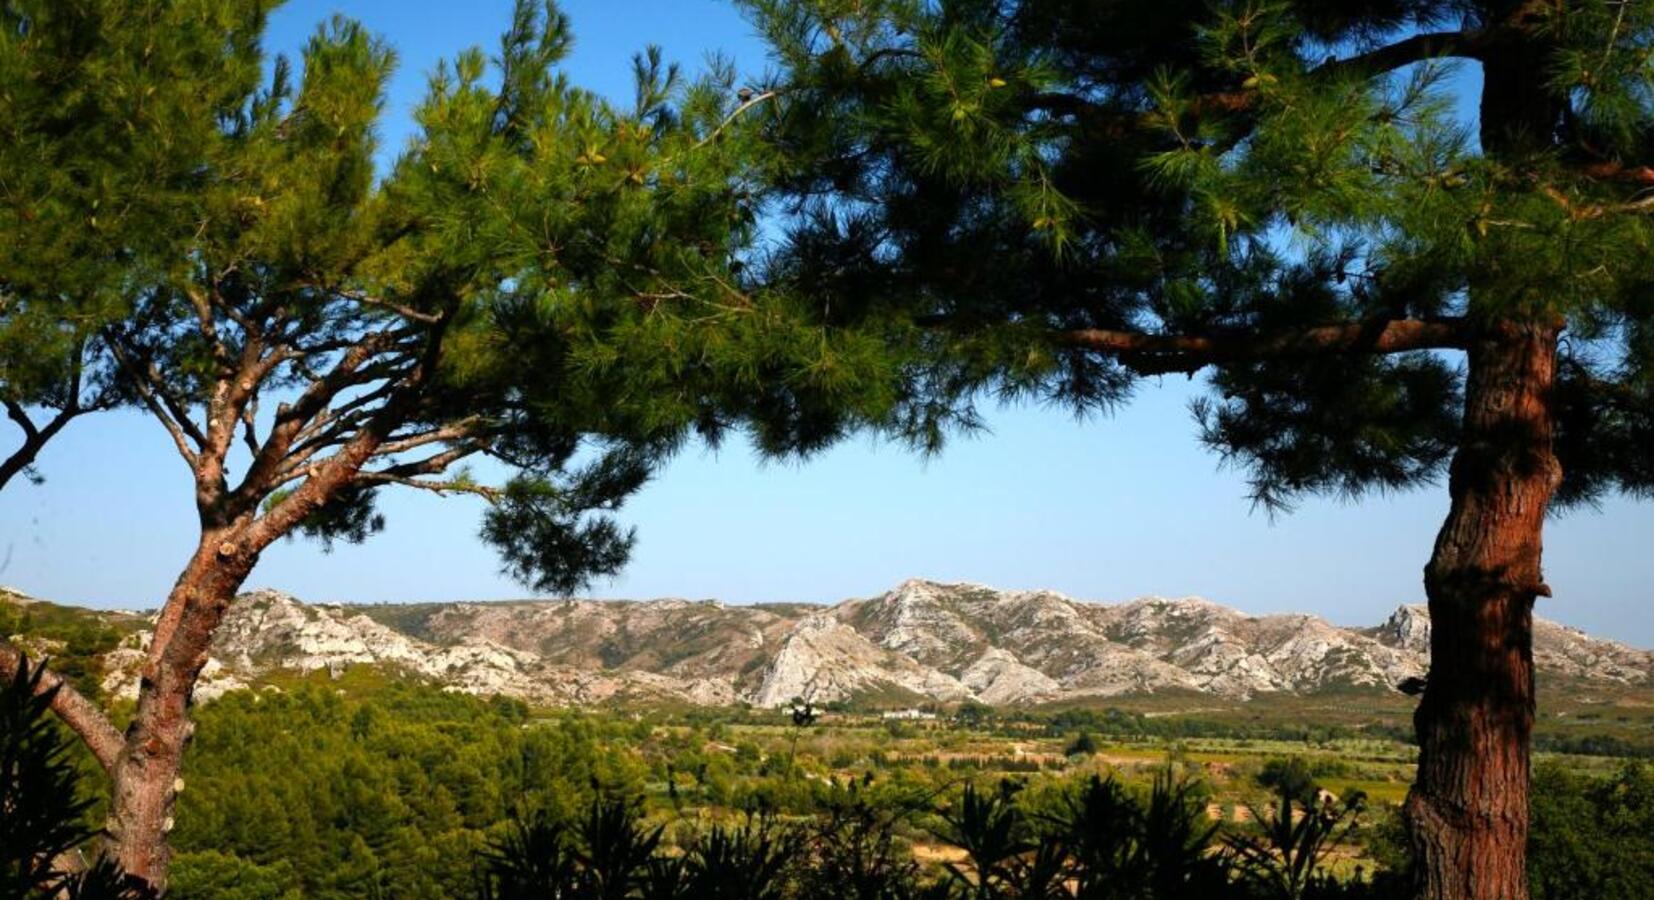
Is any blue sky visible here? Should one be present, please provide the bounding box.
[2,1,1651,646]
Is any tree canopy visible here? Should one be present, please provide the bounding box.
[737,0,1654,504]
[734,2,1654,898]
[0,0,276,489]
[0,0,906,888]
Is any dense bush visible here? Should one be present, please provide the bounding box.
[1529,760,1654,900]
[168,677,649,899]
[1063,733,1100,758]
[1255,757,1351,803]
[2,655,94,896]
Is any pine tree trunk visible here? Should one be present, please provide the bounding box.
[105,530,256,892]
[99,400,397,891]
[1405,318,1561,900]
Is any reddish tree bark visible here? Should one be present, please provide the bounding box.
[104,529,256,885]
[101,394,412,888]
[1405,318,1561,900]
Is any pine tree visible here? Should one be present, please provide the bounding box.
[0,0,274,488]
[0,0,882,890]
[737,2,1654,897]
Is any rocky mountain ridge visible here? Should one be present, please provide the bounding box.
[9,580,1650,708]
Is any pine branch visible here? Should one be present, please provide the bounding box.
[1579,160,1654,185]
[1314,31,1486,81]
[0,400,81,490]
[1059,317,1468,375]
[4,399,40,443]
[107,339,204,467]
[243,332,451,552]
[693,89,779,150]
[370,417,488,458]
[183,285,233,367]
[0,643,123,774]
[240,395,261,456]
[353,471,500,501]
[0,339,110,488]
[1028,29,1483,131]
[336,288,444,325]
[230,332,417,515]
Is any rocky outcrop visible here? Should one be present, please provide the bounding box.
[10,579,1649,710]
[959,649,1061,705]
[751,614,970,708]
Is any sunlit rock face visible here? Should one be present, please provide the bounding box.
[17,579,1644,709]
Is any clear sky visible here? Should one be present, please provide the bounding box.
[2,1,1650,646]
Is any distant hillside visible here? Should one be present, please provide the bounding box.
[9,580,1646,709]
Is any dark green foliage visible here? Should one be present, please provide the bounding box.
[481,450,651,595]
[935,781,1030,898]
[1528,761,1654,900]
[168,680,648,900]
[578,798,667,900]
[680,817,798,900]
[57,858,153,900]
[0,654,148,900]
[1532,732,1654,760]
[1228,790,1367,900]
[475,810,582,900]
[277,484,387,552]
[166,852,301,900]
[734,0,1654,506]
[1041,775,1144,897]
[478,803,798,900]
[799,778,930,900]
[1063,733,1098,758]
[1040,708,1400,747]
[1,654,93,897]
[1194,349,1462,513]
[1256,758,1322,804]
[1039,772,1230,900]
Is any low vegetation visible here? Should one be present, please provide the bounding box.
[4,656,1650,899]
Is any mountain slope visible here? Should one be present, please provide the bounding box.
[7,580,1649,708]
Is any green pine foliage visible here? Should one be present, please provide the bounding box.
[68,0,918,593]
[0,0,274,484]
[167,682,647,899]
[734,0,1654,505]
